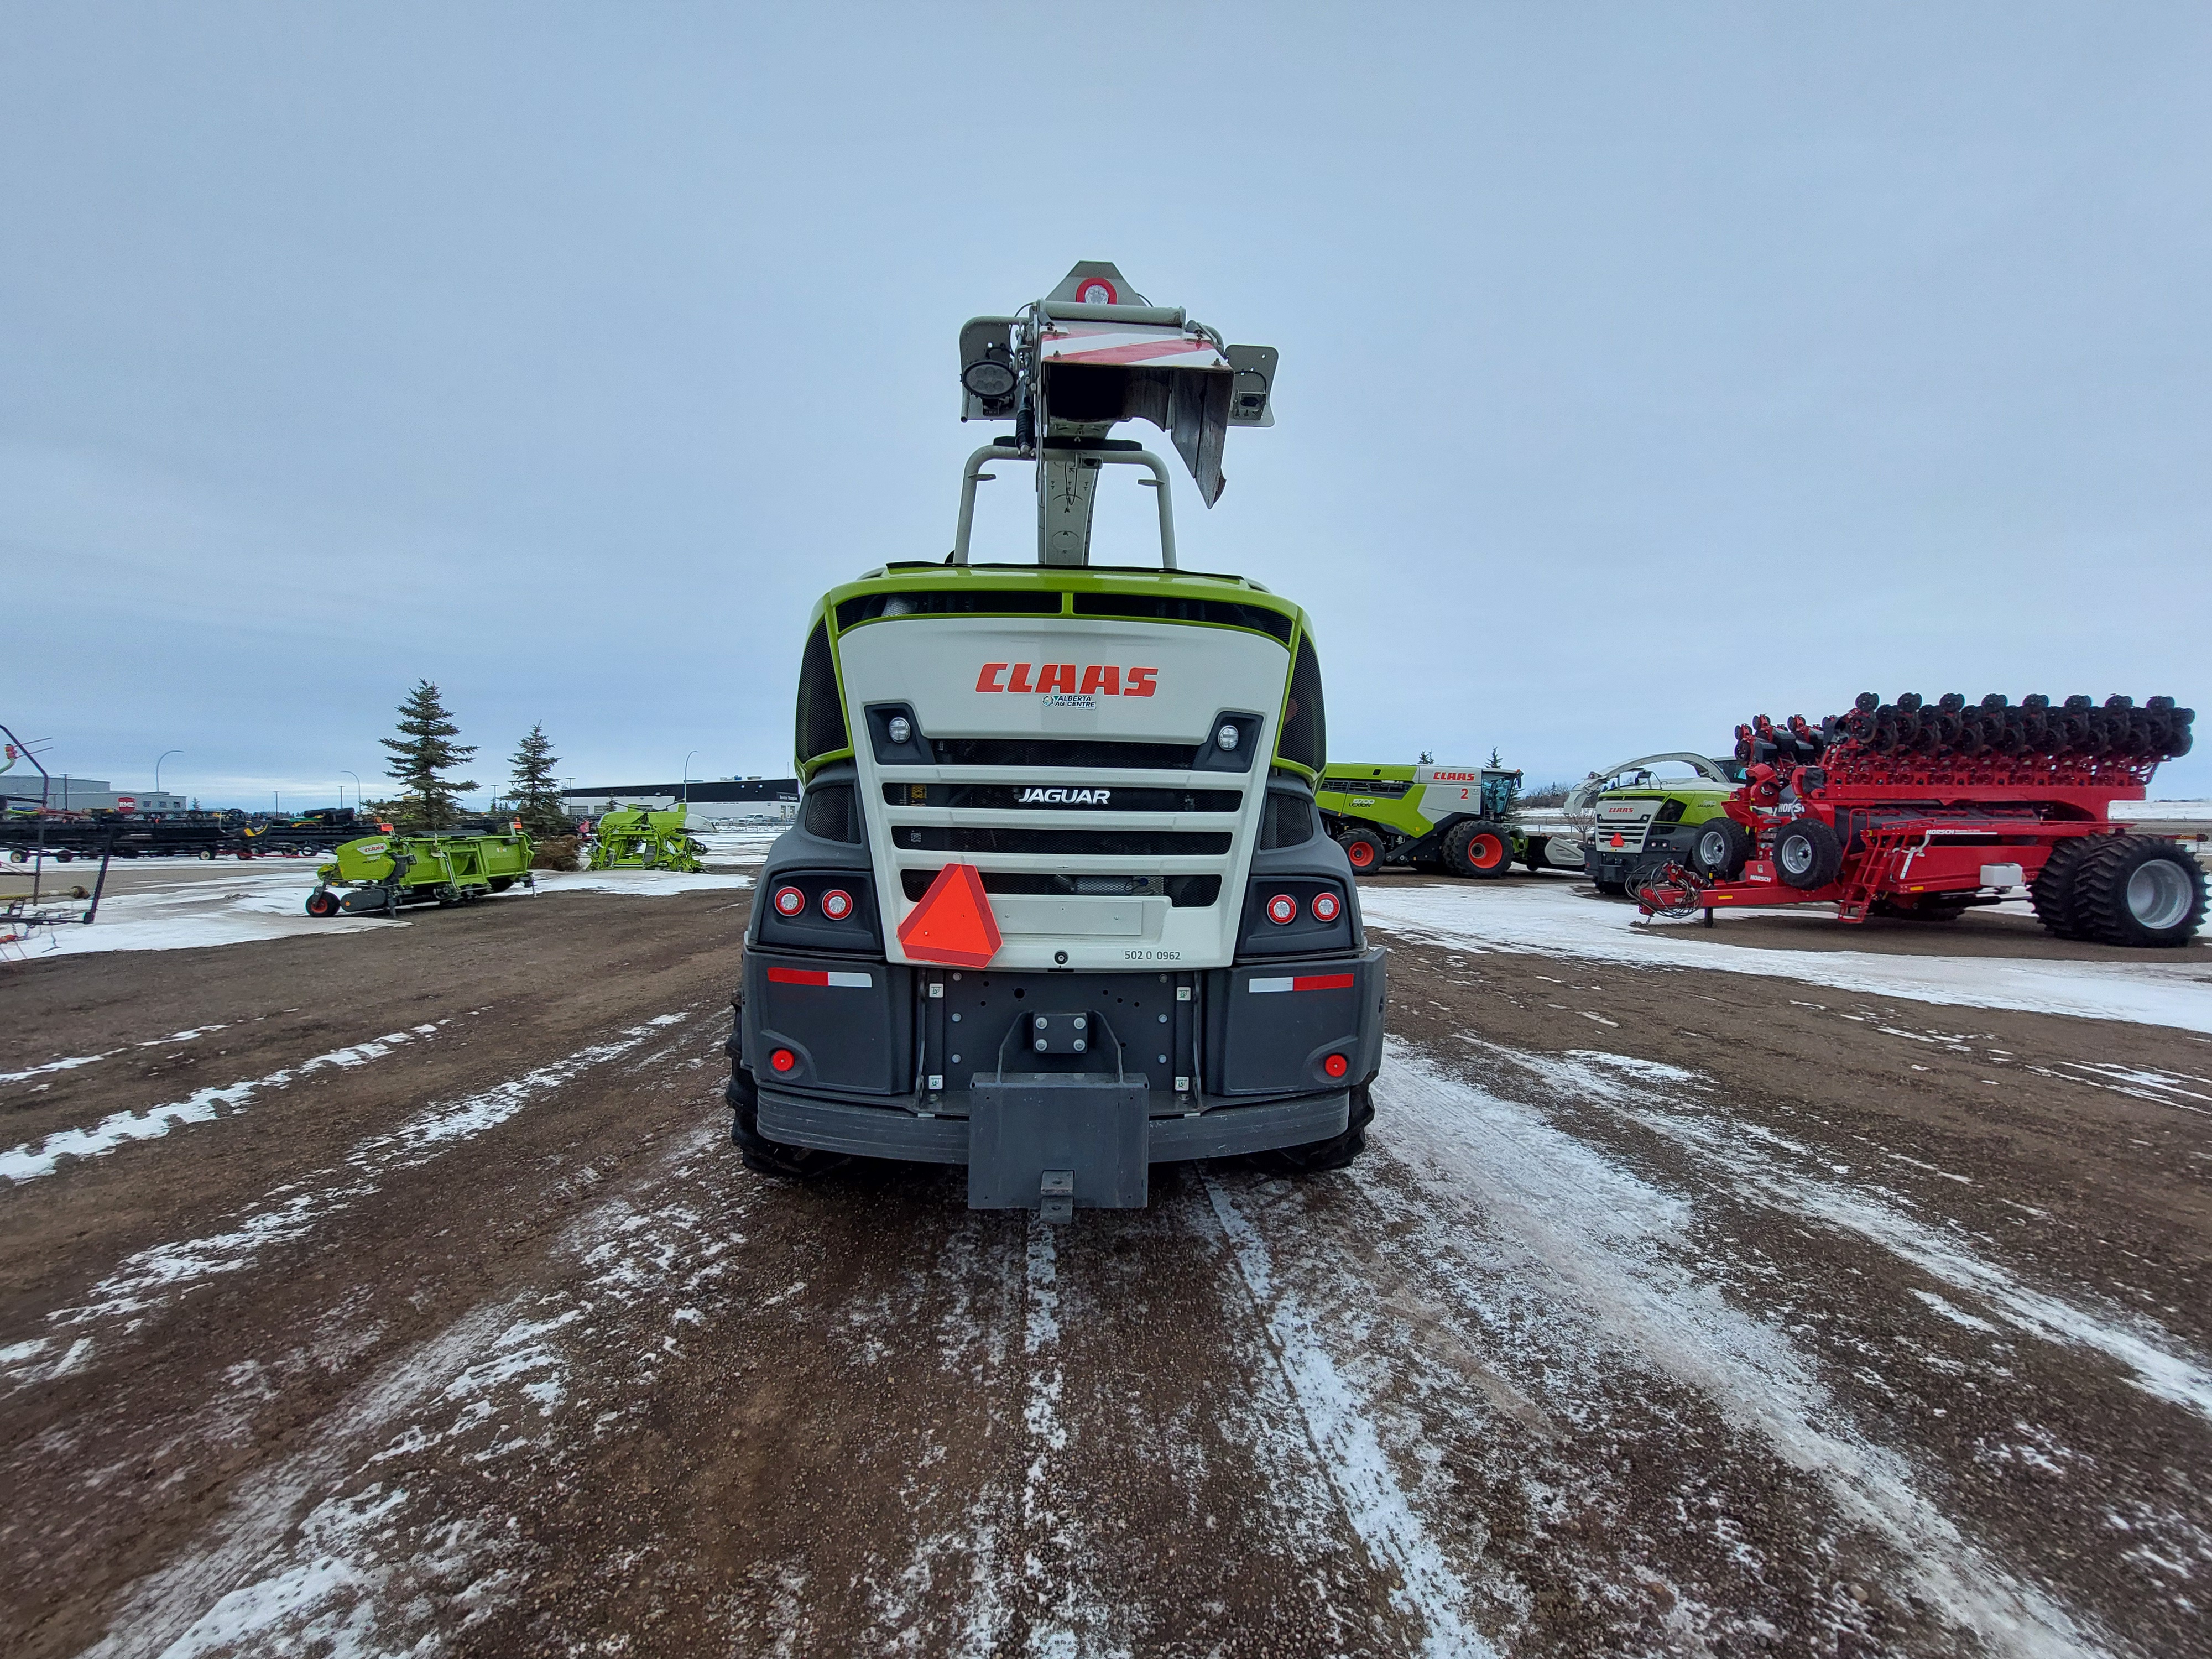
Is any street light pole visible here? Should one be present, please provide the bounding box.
[682,750,698,806]
[155,749,181,797]
[343,770,361,814]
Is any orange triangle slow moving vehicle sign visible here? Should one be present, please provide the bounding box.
[895,862,1003,968]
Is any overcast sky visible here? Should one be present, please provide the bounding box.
[4,4,2208,808]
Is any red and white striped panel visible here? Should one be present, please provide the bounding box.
[765,967,874,989]
[1039,322,1227,371]
[1246,973,1357,994]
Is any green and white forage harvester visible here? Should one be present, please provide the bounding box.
[727,262,1385,1218]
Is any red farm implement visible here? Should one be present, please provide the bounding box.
[1634,693,2206,948]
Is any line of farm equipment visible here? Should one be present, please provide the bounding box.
[1622,693,2203,946]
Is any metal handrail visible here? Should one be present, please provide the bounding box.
[952,445,1177,571]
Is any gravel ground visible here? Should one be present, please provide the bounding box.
[2,873,2207,1657]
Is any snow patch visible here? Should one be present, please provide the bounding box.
[1371,1040,2105,1658]
[1206,1174,1491,1658]
[17,1013,693,1376]
[1360,880,2212,1033]
[1,1025,442,1183]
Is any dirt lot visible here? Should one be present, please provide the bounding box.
[3,875,2208,1657]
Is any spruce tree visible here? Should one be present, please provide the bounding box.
[380,680,477,830]
[508,722,569,836]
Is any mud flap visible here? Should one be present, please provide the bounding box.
[968,1073,1151,1213]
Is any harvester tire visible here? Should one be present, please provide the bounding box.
[2030,838,2098,939]
[2073,836,2206,948]
[724,1003,851,1179]
[1689,817,1752,880]
[1338,827,1387,878]
[1249,1083,1373,1176]
[1447,820,1514,880]
[1772,819,1843,890]
[305,890,341,918]
[727,1066,852,1180]
[1594,879,1628,896]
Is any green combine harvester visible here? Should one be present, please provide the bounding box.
[587,807,705,874]
[305,831,534,916]
[1317,763,1570,879]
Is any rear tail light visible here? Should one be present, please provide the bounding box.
[821,889,853,921]
[770,1048,797,1073]
[1323,1053,1348,1079]
[1311,891,1341,922]
[774,886,806,917]
[1265,893,1298,925]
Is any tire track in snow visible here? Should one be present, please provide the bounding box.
[1483,1040,2212,1426]
[1374,1039,2110,1659]
[1203,1171,1493,1658]
[1,1023,442,1183]
[78,1118,745,1659]
[0,1025,228,1091]
[3,1012,694,1392]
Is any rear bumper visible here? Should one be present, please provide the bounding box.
[739,942,1384,1196]
[754,1087,1351,1165]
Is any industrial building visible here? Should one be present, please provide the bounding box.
[0,776,187,813]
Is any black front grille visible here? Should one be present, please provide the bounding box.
[1278,634,1327,771]
[891,826,1232,856]
[794,621,848,763]
[834,588,1063,630]
[1070,591,1295,644]
[883,783,1241,813]
[801,783,862,843]
[1259,790,1319,848]
[1321,775,1410,798]
[926,737,1201,770]
[902,868,1220,907]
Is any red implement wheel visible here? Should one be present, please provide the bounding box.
[1772,818,1843,890]
[1339,827,1386,877]
[1689,817,1752,880]
[1447,820,1514,880]
[2031,836,2098,940]
[2074,836,2207,947]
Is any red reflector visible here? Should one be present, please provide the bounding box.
[1323,1053,1349,1079]
[1292,973,1356,992]
[774,886,806,917]
[1311,891,1340,922]
[821,889,853,920]
[766,967,829,986]
[1265,893,1297,925]
[769,1048,797,1073]
[895,863,1003,967]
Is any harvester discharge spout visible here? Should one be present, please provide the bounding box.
[953,262,1278,567]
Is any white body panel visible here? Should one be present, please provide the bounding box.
[834,615,1292,972]
[1410,765,1495,828]
[1592,796,1656,853]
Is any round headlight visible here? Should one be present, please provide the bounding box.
[887,715,912,745]
[962,360,1018,399]
[1217,723,1240,752]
